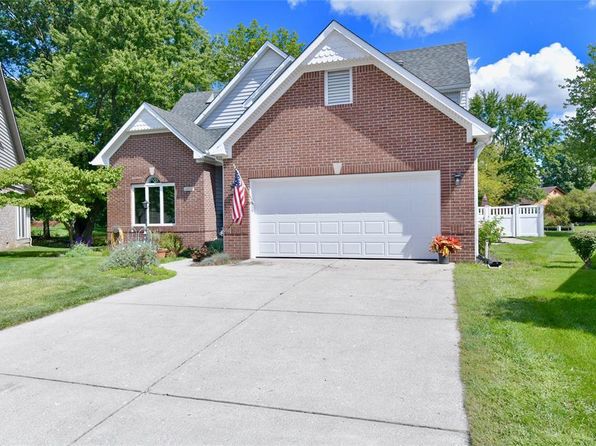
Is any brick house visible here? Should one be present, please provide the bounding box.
[93,22,493,261]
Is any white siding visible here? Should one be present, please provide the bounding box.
[0,100,18,169]
[202,49,284,129]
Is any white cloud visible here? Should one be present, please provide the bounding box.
[328,0,477,35]
[470,43,581,115]
[287,0,306,8]
[589,0,596,8]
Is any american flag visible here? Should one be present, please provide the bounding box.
[231,168,246,224]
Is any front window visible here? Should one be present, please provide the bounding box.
[132,178,175,225]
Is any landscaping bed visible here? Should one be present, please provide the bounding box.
[455,227,595,445]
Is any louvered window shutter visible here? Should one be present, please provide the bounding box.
[325,69,353,106]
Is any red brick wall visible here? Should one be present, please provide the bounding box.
[108,133,217,248]
[224,65,476,261]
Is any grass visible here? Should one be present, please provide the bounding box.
[0,246,175,330]
[455,226,596,445]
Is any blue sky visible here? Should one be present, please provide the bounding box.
[199,0,596,118]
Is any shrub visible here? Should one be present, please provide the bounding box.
[545,190,596,225]
[568,231,596,269]
[198,252,232,266]
[478,219,504,256]
[205,238,223,254]
[64,243,97,257]
[102,242,158,271]
[159,233,184,257]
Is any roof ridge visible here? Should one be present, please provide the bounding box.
[388,41,467,55]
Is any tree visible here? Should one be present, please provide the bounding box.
[477,143,513,205]
[560,45,596,164]
[0,0,75,78]
[470,91,557,203]
[16,0,213,167]
[0,158,122,245]
[212,19,303,83]
[540,145,594,192]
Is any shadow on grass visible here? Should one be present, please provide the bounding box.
[0,248,65,258]
[490,266,596,335]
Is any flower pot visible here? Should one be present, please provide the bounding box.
[438,254,449,264]
[156,248,169,259]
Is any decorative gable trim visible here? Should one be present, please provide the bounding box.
[194,42,288,126]
[91,103,202,166]
[206,21,493,159]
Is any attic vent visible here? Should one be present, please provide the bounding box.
[325,69,353,106]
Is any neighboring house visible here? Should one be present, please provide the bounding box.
[539,186,566,204]
[0,66,30,250]
[93,21,493,261]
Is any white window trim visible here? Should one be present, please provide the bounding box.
[131,183,176,227]
[324,68,353,107]
[15,206,30,240]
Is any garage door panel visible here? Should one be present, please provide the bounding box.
[251,172,440,259]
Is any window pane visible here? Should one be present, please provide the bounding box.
[134,188,146,225]
[148,186,161,224]
[163,186,175,224]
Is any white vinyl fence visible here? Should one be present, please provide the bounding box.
[478,205,544,237]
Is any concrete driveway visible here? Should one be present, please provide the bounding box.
[0,259,468,445]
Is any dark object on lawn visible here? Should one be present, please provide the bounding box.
[476,254,503,268]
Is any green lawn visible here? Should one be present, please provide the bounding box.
[0,246,175,330]
[455,228,596,445]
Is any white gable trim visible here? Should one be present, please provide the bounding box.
[194,42,288,126]
[207,21,493,159]
[91,103,202,166]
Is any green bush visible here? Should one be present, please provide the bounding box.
[159,233,184,257]
[479,219,504,256]
[568,231,596,269]
[205,238,224,254]
[198,252,232,266]
[102,242,158,271]
[545,190,596,225]
[64,243,97,257]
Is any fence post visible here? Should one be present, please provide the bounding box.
[513,204,520,237]
[538,205,545,236]
[483,205,490,221]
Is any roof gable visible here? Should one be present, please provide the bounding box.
[90,103,224,166]
[0,66,25,166]
[195,42,288,128]
[206,21,493,159]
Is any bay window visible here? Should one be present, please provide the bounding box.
[132,177,175,226]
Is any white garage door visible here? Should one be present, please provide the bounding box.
[250,171,440,259]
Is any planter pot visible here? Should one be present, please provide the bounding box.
[156,248,169,259]
[438,254,450,264]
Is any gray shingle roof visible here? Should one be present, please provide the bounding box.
[171,91,213,121]
[146,103,225,154]
[387,42,471,91]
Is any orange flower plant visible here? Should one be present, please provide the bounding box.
[429,235,462,256]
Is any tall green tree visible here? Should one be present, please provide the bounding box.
[16,0,213,167]
[560,45,596,165]
[477,143,513,205]
[0,158,122,245]
[0,0,75,78]
[470,90,557,202]
[212,19,303,83]
[540,145,594,192]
